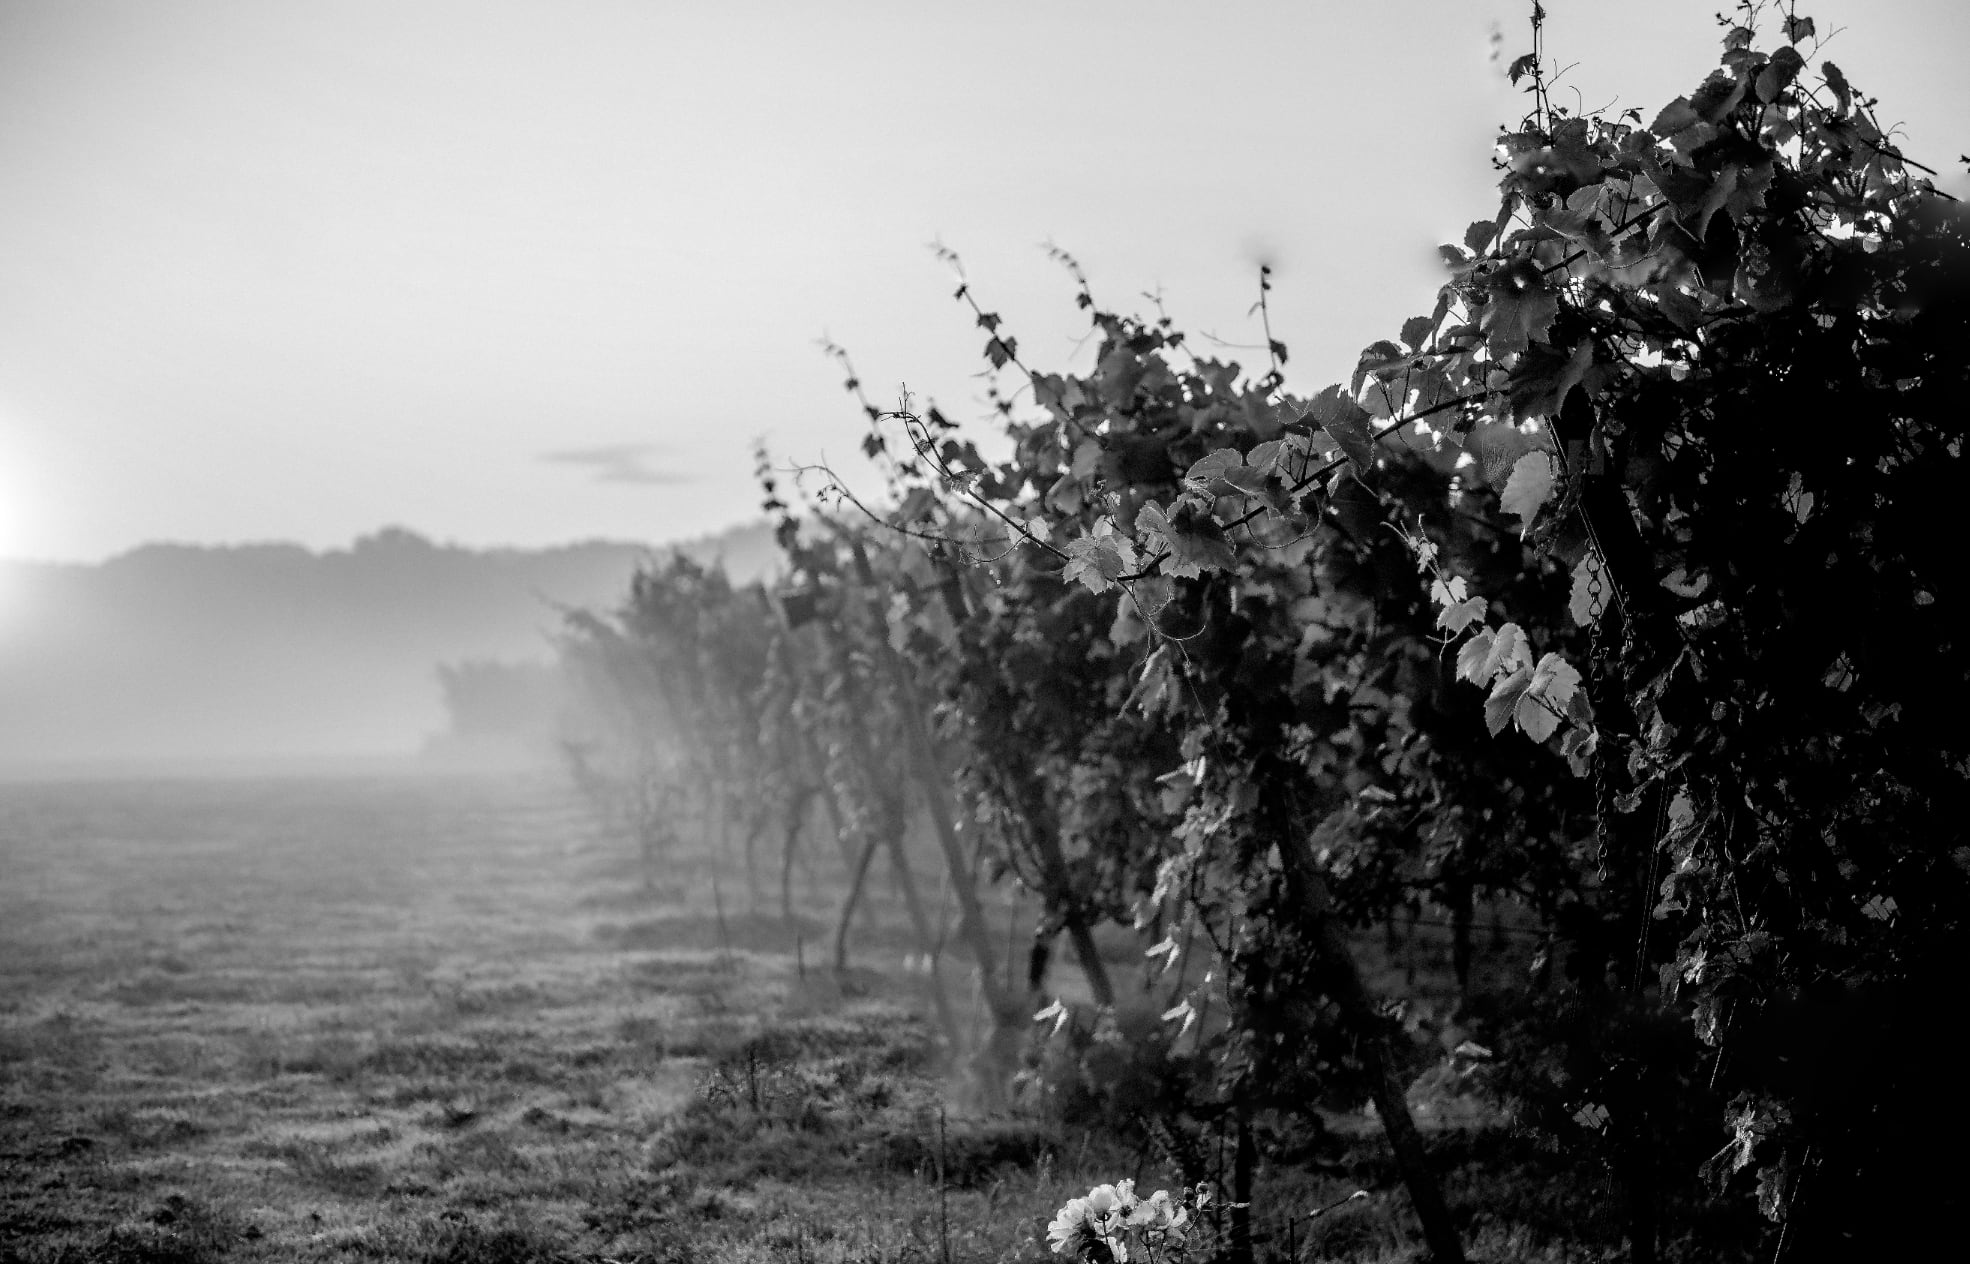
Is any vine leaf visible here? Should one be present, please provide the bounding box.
[1757,1161,1793,1222]
[1486,651,1580,741]
[1459,621,1532,686]
[1481,260,1560,356]
[1062,532,1135,594]
[1221,463,1273,497]
[1823,61,1852,114]
[1651,97,1701,137]
[1482,622,1531,681]
[1521,653,1582,741]
[1047,471,1085,515]
[1433,575,1488,634]
[1354,339,1409,390]
[1484,667,1531,736]
[1501,451,1558,533]
[1164,517,1236,575]
[1757,45,1806,102]
[1137,501,1235,578]
[1246,439,1286,475]
[1306,384,1378,473]
[1509,338,1598,420]
[1560,724,1597,778]
[1463,419,1538,486]
[1457,628,1497,684]
[1439,598,1487,634]
[1554,338,1597,410]
[1129,643,1181,719]
[1184,449,1245,495]
[1162,999,1200,1037]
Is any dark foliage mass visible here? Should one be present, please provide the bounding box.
[564,9,1966,1261]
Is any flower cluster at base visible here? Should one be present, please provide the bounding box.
[1047,1181,1210,1263]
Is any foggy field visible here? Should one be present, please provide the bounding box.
[0,773,1018,1262]
[0,774,1671,1263]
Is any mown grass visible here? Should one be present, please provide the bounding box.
[0,772,1728,1262]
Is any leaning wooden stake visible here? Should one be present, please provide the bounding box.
[712,870,734,967]
[1000,762,1115,1007]
[779,783,816,922]
[810,615,968,1054]
[834,830,882,973]
[882,824,966,1048]
[843,539,1027,1097]
[1278,831,1466,1264]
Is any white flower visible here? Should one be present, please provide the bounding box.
[1052,1178,1207,1262]
[1084,1184,1124,1232]
[1048,1197,1090,1256]
[1083,1185,1130,1261]
[1133,1189,1189,1245]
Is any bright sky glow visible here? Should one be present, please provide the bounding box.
[1,0,1964,562]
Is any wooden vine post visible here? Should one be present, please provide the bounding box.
[1277,830,1465,1264]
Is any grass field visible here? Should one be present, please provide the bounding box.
[0,771,1667,1263]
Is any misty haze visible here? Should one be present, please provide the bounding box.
[0,524,773,774]
[4,2,1967,1262]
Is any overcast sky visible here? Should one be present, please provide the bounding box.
[2,0,1964,564]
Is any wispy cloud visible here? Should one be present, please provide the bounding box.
[539,444,687,486]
